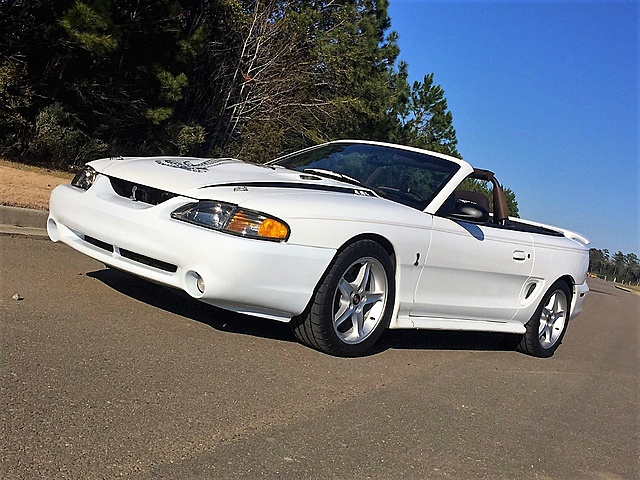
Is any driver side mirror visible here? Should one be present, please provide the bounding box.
[448,201,490,224]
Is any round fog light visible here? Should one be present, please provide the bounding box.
[196,274,205,293]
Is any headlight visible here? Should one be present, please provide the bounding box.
[171,201,290,241]
[71,166,97,190]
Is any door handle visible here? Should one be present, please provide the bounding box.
[513,250,527,261]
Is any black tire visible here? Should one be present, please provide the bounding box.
[290,240,395,357]
[517,280,572,358]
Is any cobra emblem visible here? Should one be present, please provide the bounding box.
[155,158,241,173]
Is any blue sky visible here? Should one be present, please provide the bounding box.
[387,0,638,254]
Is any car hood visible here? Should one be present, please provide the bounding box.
[88,155,368,198]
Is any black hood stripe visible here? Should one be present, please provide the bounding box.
[198,181,374,196]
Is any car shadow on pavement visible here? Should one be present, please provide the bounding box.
[87,267,521,356]
[376,329,520,354]
[86,268,295,343]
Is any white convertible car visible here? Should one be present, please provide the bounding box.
[48,140,589,357]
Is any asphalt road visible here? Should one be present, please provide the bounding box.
[1,234,638,479]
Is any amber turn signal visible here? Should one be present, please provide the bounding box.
[258,218,289,240]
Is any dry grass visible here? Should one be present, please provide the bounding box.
[0,160,73,211]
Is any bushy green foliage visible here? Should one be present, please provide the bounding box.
[589,249,640,285]
[0,0,205,164]
[394,69,459,157]
[146,107,174,126]
[29,103,85,167]
[58,0,119,58]
[0,0,460,165]
[22,101,108,168]
[154,68,188,102]
[0,0,518,212]
[175,123,206,156]
[0,60,33,157]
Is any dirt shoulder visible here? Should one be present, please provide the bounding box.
[0,161,73,210]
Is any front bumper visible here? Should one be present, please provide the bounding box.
[47,177,336,321]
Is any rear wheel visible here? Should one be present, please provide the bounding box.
[291,240,395,357]
[517,280,571,358]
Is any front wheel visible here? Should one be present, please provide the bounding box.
[517,280,572,358]
[291,240,395,357]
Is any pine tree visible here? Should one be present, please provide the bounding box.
[394,71,459,157]
[0,0,207,166]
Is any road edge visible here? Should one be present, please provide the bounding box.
[0,205,48,237]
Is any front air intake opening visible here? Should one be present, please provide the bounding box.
[119,249,177,273]
[109,177,176,205]
[84,235,114,253]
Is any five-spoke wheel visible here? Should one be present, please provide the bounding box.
[332,256,388,345]
[518,280,572,357]
[537,289,568,349]
[291,240,395,356]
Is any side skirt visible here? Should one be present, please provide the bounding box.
[392,315,526,334]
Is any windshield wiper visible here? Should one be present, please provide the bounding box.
[302,168,367,188]
[300,168,387,199]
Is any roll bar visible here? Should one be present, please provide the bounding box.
[470,168,509,225]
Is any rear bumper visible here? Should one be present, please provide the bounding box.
[571,281,589,319]
[47,178,335,321]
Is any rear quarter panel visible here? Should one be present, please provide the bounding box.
[516,233,589,322]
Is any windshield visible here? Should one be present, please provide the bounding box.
[271,142,460,210]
